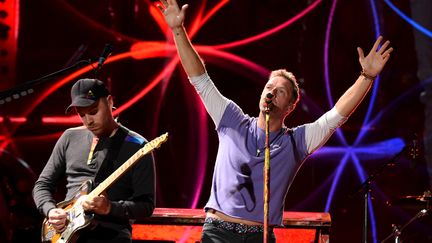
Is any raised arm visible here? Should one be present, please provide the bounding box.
[335,36,393,116]
[304,36,393,153]
[158,0,229,126]
[158,0,205,77]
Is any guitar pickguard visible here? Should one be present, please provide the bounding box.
[42,180,94,243]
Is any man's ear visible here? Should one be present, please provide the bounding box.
[107,95,114,108]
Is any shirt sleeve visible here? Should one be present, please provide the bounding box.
[32,132,68,217]
[304,107,348,154]
[189,73,230,127]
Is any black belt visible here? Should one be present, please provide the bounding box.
[204,217,270,234]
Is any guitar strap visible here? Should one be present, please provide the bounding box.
[94,127,128,187]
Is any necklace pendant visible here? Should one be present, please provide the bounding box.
[256,149,261,157]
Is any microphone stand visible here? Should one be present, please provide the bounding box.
[263,106,271,243]
[352,146,407,243]
[0,59,92,105]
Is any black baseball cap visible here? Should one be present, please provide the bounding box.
[66,78,110,113]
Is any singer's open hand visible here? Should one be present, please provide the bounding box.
[357,36,393,78]
[157,0,188,30]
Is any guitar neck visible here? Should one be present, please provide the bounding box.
[88,132,168,198]
[89,148,144,198]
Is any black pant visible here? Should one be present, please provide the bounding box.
[201,222,276,243]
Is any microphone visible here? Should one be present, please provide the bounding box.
[265,92,274,105]
[262,92,274,111]
[97,44,113,69]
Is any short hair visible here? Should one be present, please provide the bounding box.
[269,69,300,106]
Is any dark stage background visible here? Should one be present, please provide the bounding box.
[0,0,431,242]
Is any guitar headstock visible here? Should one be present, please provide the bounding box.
[144,132,169,151]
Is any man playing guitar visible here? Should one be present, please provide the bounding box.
[33,79,156,242]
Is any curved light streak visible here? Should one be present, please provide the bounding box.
[149,4,169,34]
[322,137,404,213]
[315,138,405,159]
[14,132,65,142]
[358,0,382,140]
[212,0,322,50]
[184,82,209,209]
[192,0,230,37]
[323,0,337,109]
[188,0,206,37]
[292,168,340,211]
[324,152,349,211]
[322,0,348,146]
[0,140,11,152]
[354,80,426,144]
[383,0,432,38]
[0,148,36,177]
[57,0,143,43]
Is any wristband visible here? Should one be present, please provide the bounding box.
[360,70,376,80]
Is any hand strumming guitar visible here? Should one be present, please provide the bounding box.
[47,208,67,232]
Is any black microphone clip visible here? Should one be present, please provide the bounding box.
[265,93,274,105]
[263,93,274,112]
[97,43,113,70]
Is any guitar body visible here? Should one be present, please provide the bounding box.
[41,180,95,243]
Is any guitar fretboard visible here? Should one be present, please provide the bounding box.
[89,133,168,198]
